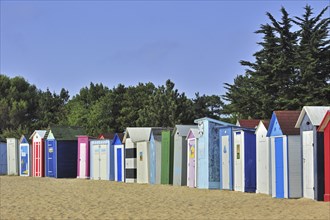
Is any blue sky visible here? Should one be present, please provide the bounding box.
[1,1,329,98]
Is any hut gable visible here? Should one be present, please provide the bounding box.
[20,135,28,144]
[295,106,330,128]
[267,111,300,136]
[187,128,200,140]
[173,125,197,137]
[111,134,122,145]
[29,130,47,140]
[236,119,261,129]
[318,110,330,132]
[48,126,85,141]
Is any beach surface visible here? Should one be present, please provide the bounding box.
[0,176,329,219]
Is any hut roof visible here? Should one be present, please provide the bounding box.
[236,119,261,129]
[194,117,233,126]
[318,110,330,132]
[274,111,300,135]
[295,106,330,128]
[173,125,197,137]
[29,130,47,140]
[48,126,85,140]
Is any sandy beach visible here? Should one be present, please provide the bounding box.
[0,176,329,220]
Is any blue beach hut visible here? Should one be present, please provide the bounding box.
[0,139,7,175]
[194,117,233,189]
[45,126,84,178]
[233,127,256,192]
[19,135,31,176]
[267,111,302,199]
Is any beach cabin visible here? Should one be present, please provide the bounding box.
[255,120,271,195]
[172,125,197,186]
[112,134,125,182]
[318,110,330,202]
[30,130,47,177]
[219,124,240,190]
[0,139,7,175]
[186,128,200,188]
[236,119,260,129]
[161,129,174,185]
[124,128,151,184]
[90,139,111,180]
[124,127,164,184]
[45,126,83,178]
[77,135,94,179]
[267,111,302,199]
[19,135,31,176]
[194,117,233,189]
[295,106,330,201]
[233,127,256,193]
[6,138,19,175]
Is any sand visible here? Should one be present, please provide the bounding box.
[0,176,329,220]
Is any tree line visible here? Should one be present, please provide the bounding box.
[0,5,329,139]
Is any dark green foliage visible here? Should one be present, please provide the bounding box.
[223,5,330,119]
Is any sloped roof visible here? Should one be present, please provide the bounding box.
[186,128,200,140]
[29,130,47,140]
[173,125,197,137]
[48,126,85,141]
[98,133,124,141]
[275,111,301,135]
[262,120,270,129]
[194,117,233,126]
[236,119,261,129]
[295,106,330,128]
[125,127,152,142]
[318,110,330,132]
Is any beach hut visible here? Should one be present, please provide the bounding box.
[172,125,197,186]
[124,127,164,184]
[186,128,200,188]
[45,126,83,178]
[318,110,330,202]
[194,117,233,189]
[219,124,240,190]
[112,134,125,182]
[236,119,260,129]
[149,129,163,184]
[77,135,94,179]
[19,135,31,176]
[267,110,302,199]
[233,127,256,192]
[255,120,271,195]
[90,139,111,180]
[295,106,330,201]
[161,129,174,185]
[0,139,7,175]
[30,130,47,177]
[6,138,19,175]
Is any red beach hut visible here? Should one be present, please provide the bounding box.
[29,130,47,177]
[318,110,330,202]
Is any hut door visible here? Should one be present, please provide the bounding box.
[79,143,86,178]
[188,139,196,188]
[137,142,149,184]
[99,144,107,180]
[34,141,41,177]
[275,137,284,198]
[234,132,242,191]
[7,141,17,175]
[222,135,230,189]
[93,145,99,180]
[47,140,55,177]
[20,144,29,176]
[116,147,122,182]
[303,131,314,199]
[258,136,267,194]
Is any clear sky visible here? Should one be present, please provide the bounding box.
[1,0,329,98]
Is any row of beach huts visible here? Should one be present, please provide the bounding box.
[0,106,329,202]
